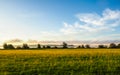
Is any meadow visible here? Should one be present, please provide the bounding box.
[0,49,120,75]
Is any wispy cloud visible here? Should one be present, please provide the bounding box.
[61,8,120,34]
[42,8,120,41]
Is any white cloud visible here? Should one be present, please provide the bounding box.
[37,8,120,41]
[61,8,120,35]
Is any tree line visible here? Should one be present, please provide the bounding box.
[2,42,120,49]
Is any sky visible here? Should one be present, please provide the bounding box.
[0,0,120,43]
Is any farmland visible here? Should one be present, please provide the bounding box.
[0,49,120,75]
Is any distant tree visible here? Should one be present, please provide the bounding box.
[54,46,58,48]
[117,43,120,48]
[81,45,85,48]
[46,45,51,48]
[77,45,81,48]
[7,44,15,49]
[42,46,46,48]
[63,42,68,48]
[85,44,90,48]
[16,46,22,49]
[98,45,106,48]
[22,44,29,49]
[37,44,41,49]
[109,43,117,48]
[3,43,8,49]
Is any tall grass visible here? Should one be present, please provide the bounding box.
[0,49,120,75]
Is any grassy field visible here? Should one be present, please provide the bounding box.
[0,49,120,75]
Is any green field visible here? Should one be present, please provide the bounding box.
[0,49,120,75]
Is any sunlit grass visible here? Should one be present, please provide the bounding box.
[0,49,120,75]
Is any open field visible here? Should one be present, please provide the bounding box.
[0,49,120,75]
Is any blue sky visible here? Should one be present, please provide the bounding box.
[0,0,120,43]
